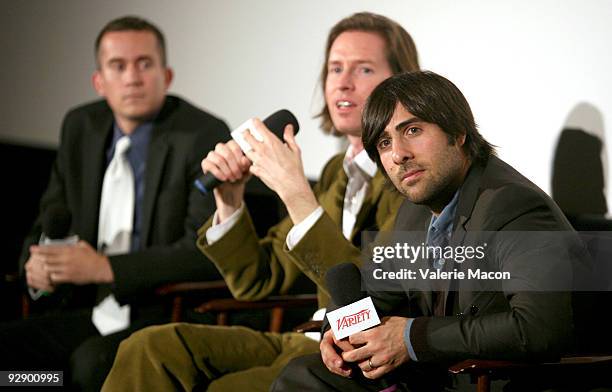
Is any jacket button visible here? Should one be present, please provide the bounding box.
[470,305,479,315]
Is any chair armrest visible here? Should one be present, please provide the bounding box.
[155,280,232,323]
[155,280,229,296]
[449,355,612,375]
[293,320,323,333]
[195,294,318,313]
[449,359,531,375]
[195,294,318,333]
[449,356,612,392]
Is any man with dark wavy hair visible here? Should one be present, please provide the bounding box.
[273,71,576,391]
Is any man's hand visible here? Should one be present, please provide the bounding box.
[342,316,411,379]
[320,329,357,378]
[30,241,114,285]
[200,140,251,222]
[243,119,319,225]
[24,254,55,292]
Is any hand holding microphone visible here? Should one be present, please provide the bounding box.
[199,109,320,225]
[25,253,55,294]
[27,204,112,289]
[196,109,300,194]
[200,138,252,222]
[318,263,364,377]
[25,205,77,295]
[243,119,314,202]
[242,117,320,225]
[323,263,410,385]
[199,110,300,222]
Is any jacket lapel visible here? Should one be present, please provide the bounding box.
[350,171,385,241]
[442,162,486,314]
[82,107,113,246]
[448,162,486,249]
[140,103,171,247]
[318,169,348,227]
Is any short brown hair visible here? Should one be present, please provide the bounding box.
[95,16,167,68]
[363,71,495,168]
[317,12,420,134]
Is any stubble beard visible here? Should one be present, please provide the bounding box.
[394,152,464,208]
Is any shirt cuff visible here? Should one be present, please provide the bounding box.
[404,318,418,361]
[286,206,324,250]
[304,307,327,342]
[28,287,47,300]
[205,203,245,245]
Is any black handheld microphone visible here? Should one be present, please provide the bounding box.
[41,205,72,240]
[325,262,367,307]
[34,205,76,298]
[194,109,300,195]
[325,263,398,390]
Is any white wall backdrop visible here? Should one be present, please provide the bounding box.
[1,0,611,211]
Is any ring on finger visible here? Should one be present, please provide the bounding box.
[368,358,377,371]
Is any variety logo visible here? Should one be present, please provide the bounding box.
[337,309,371,330]
[327,297,381,340]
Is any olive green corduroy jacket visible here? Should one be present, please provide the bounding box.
[196,153,406,308]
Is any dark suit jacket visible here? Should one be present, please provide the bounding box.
[19,95,229,317]
[372,155,577,363]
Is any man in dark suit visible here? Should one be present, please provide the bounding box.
[273,71,581,391]
[0,16,228,391]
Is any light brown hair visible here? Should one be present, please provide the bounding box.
[317,12,420,134]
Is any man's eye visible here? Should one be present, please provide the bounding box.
[109,63,125,71]
[377,139,391,150]
[405,127,421,135]
[329,66,342,74]
[360,67,373,74]
[138,59,153,69]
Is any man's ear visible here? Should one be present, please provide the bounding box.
[92,71,105,97]
[164,67,174,89]
[458,132,466,146]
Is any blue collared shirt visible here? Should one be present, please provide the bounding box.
[427,191,461,269]
[404,190,460,361]
[105,122,152,252]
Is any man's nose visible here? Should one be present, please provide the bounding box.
[337,70,354,91]
[124,63,143,85]
[391,140,412,165]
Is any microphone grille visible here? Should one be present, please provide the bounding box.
[263,109,300,138]
[42,204,72,240]
[325,262,366,307]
